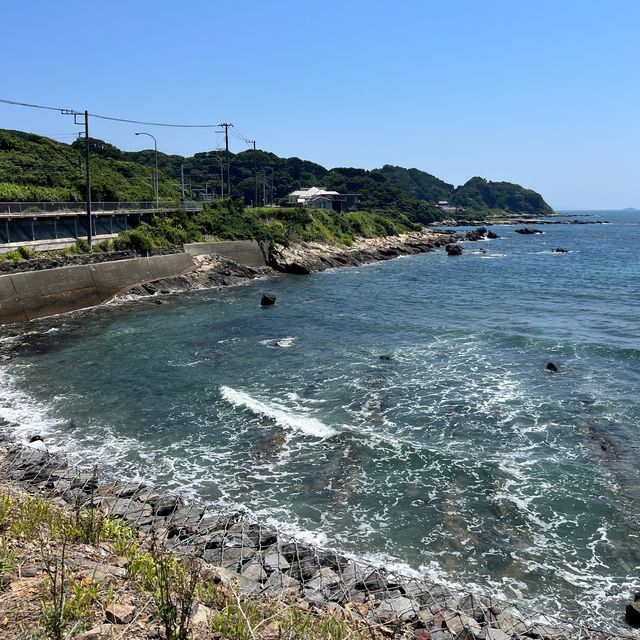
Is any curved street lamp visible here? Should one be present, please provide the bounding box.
[134,132,159,208]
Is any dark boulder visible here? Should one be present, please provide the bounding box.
[260,293,277,307]
[446,244,463,256]
[553,247,569,253]
[487,231,499,239]
[515,228,543,235]
[464,227,487,242]
[546,362,558,373]
[626,592,640,627]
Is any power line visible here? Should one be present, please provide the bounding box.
[0,98,218,128]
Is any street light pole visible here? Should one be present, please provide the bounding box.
[135,132,159,208]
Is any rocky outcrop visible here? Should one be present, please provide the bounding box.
[268,230,456,275]
[446,244,463,256]
[515,228,543,235]
[487,231,499,239]
[120,253,268,298]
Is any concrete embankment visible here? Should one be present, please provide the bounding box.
[0,240,270,325]
[0,253,195,324]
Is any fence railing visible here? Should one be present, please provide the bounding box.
[0,201,204,215]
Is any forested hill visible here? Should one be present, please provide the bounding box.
[376,165,554,215]
[0,128,553,218]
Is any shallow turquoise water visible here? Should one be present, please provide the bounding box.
[1,211,639,631]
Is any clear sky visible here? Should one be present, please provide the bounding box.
[1,0,638,209]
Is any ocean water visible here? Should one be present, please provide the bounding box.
[1,211,639,632]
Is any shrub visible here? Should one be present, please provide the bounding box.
[17,246,34,260]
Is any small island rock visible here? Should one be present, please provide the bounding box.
[260,293,277,306]
[515,228,543,235]
[546,362,558,373]
[487,231,499,239]
[446,244,463,256]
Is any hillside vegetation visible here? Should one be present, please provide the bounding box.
[0,130,180,202]
[0,128,553,219]
[112,200,419,254]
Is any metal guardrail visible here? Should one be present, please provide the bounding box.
[0,201,204,216]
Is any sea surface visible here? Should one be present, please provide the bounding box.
[1,211,639,632]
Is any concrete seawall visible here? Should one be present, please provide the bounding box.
[0,240,271,325]
[0,253,194,324]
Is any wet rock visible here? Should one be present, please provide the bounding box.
[446,244,463,256]
[487,609,528,635]
[105,603,136,624]
[515,228,543,234]
[464,227,487,242]
[371,595,420,622]
[487,231,499,239]
[546,362,558,373]
[626,592,640,627]
[150,494,182,517]
[260,292,277,306]
[444,610,482,637]
[167,505,205,528]
[356,569,389,593]
[553,247,569,253]
[455,593,496,622]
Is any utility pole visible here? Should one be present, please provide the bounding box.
[64,109,92,248]
[247,140,258,208]
[218,123,232,197]
[180,163,185,201]
[84,111,92,248]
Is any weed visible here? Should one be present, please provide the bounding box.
[11,495,51,540]
[143,542,200,640]
[39,538,68,640]
[0,494,13,531]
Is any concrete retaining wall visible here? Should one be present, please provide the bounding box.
[184,240,269,267]
[0,253,194,325]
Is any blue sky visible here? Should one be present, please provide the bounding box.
[1,0,638,209]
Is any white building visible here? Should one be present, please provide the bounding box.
[287,187,360,212]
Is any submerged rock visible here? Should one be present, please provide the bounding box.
[553,247,569,253]
[260,292,277,306]
[546,362,558,373]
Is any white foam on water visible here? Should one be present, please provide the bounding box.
[0,365,63,442]
[220,385,336,438]
[259,336,297,349]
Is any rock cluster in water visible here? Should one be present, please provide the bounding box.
[1,442,631,640]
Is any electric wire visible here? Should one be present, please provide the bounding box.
[0,98,218,128]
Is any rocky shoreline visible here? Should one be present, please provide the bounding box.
[0,441,634,640]
[119,227,485,301]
